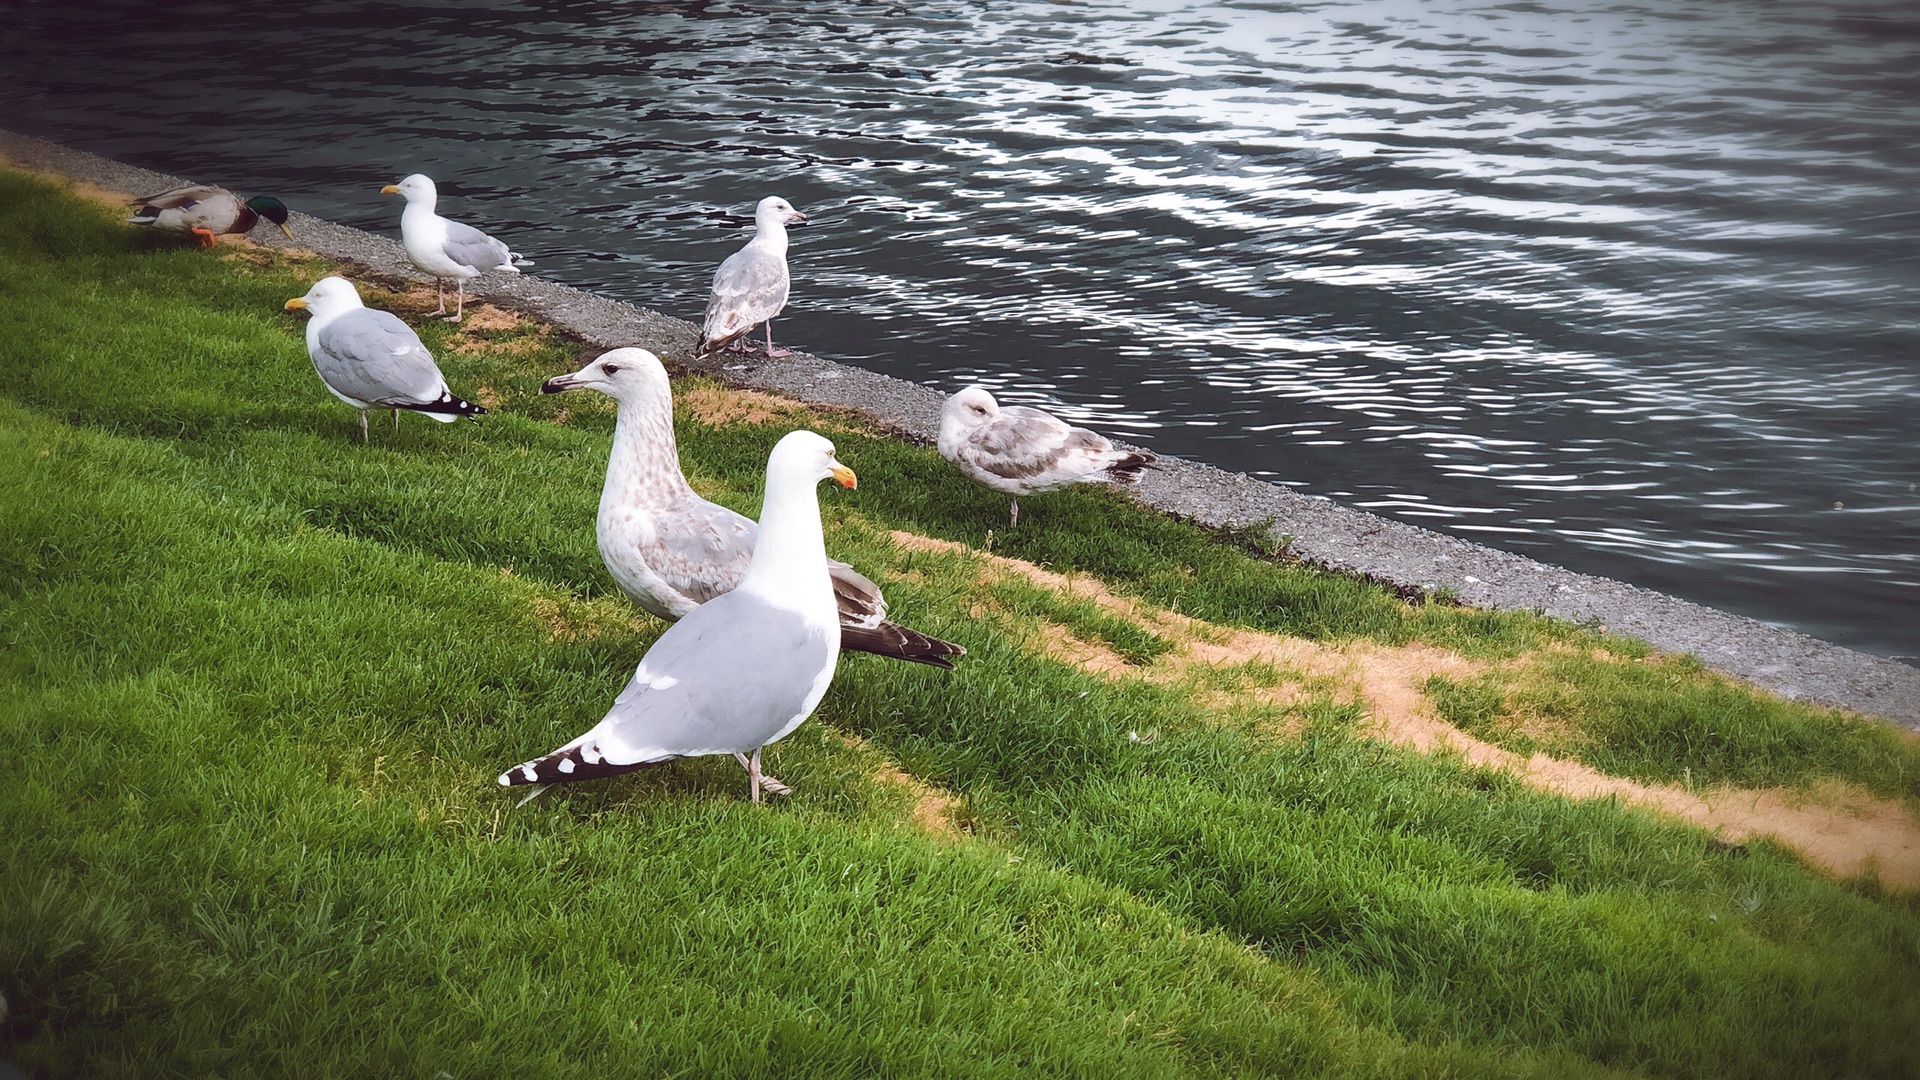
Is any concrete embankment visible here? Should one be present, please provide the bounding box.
[7,127,1914,729]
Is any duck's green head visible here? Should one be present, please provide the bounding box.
[247,196,293,238]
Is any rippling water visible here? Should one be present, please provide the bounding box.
[5,0,1916,661]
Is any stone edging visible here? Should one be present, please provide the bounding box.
[6,128,1914,729]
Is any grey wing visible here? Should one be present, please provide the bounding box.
[585,597,835,761]
[312,309,451,407]
[829,562,887,630]
[132,184,224,210]
[441,218,514,272]
[649,499,758,606]
[703,246,790,338]
[968,407,1085,482]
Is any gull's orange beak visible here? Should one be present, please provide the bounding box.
[284,297,308,311]
[829,463,857,490]
[380,184,401,195]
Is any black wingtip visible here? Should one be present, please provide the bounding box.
[498,746,665,787]
[1107,451,1157,484]
[404,392,487,420]
[840,623,967,669]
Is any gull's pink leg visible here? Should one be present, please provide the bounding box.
[763,321,792,359]
[735,751,791,798]
[430,279,448,317]
[445,280,465,323]
[1009,498,1020,527]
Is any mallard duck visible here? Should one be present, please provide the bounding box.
[128,185,292,248]
[381,173,531,323]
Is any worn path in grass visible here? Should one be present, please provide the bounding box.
[888,532,1920,887]
[8,165,1920,1078]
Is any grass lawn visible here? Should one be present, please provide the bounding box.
[3,167,1918,1078]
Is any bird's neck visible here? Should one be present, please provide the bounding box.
[750,221,789,257]
[740,475,829,604]
[402,197,438,222]
[600,393,697,515]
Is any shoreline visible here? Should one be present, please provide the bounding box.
[7,126,1915,730]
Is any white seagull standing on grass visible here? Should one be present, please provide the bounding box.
[498,430,854,803]
[938,386,1156,526]
[382,173,532,323]
[284,277,485,441]
[541,347,963,668]
[698,196,808,357]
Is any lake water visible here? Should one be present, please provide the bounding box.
[4,0,1916,662]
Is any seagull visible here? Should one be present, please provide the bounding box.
[381,173,531,323]
[938,386,1156,526]
[499,429,853,803]
[542,348,964,668]
[128,184,291,247]
[698,196,808,358]
[284,276,486,441]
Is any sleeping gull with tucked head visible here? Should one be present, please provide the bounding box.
[498,429,854,803]
[284,276,485,441]
[698,196,808,357]
[382,173,532,323]
[542,347,963,668]
[938,386,1156,526]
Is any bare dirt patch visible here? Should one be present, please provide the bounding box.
[833,732,964,840]
[889,530,1920,890]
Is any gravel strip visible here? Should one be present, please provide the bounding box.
[8,128,1914,729]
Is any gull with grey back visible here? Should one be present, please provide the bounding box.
[284,276,485,441]
[498,430,854,803]
[698,196,808,357]
[382,173,531,322]
[541,348,964,667]
[939,386,1156,526]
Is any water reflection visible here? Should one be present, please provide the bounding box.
[2,0,1915,659]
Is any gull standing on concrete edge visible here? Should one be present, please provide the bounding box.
[498,430,853,803]
[698,196,808,357]
[285,277,486,441]
[542,347,964,667]
[383,173,532,322]
[939,386,1156,526]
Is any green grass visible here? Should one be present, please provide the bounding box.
[5,169,1920,1078]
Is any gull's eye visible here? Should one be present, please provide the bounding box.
[603,364,621,375]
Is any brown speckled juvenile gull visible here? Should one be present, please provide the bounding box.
[499,431,852,803]
[697,196,807,357]
[938,386,1156,526]
[542,348,964,668]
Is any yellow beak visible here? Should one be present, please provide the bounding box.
[277,221,295,239]
[381,184,401,195]
[830,464,857,490]
[284,297,308,311]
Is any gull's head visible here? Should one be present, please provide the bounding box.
[381,174,436,203]
[755,196,808,230]
[769,429,855,491]
[284,276,364,320]
[941,386,1000,432]
[245,196,294,239]
[539,347,669,405]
